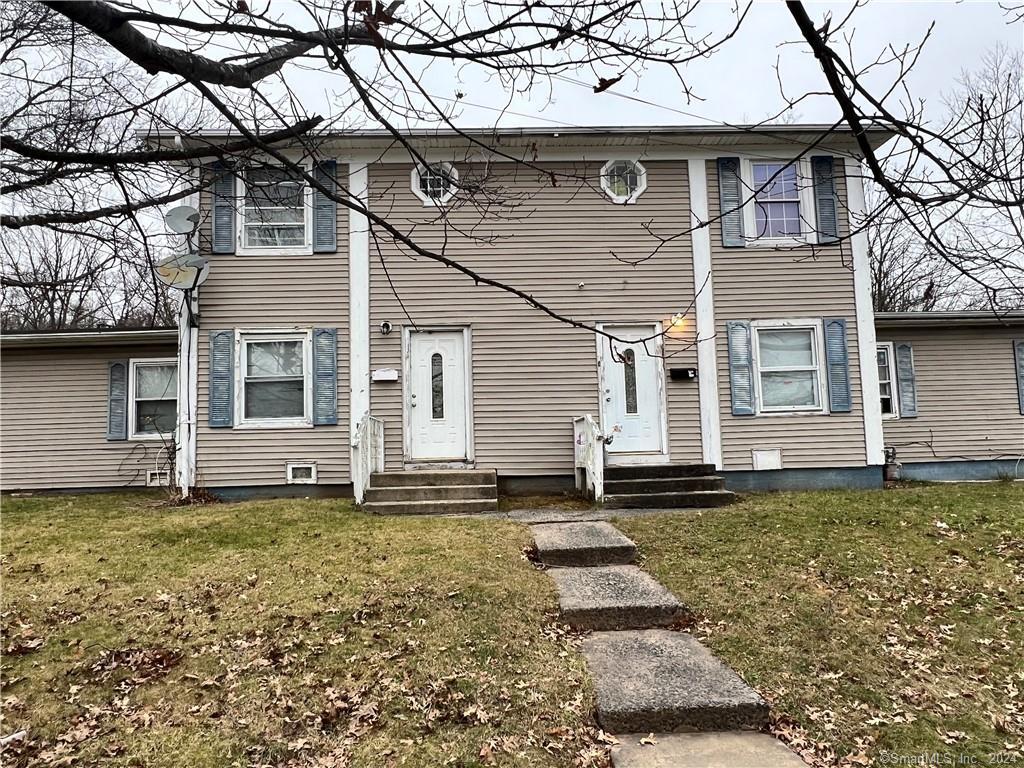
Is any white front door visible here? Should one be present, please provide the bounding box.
[407,330,469,462]
[599,325,665,456]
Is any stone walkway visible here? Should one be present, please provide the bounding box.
[531,520,804,768]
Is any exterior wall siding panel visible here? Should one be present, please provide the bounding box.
[1,344,177,490]
[368,161,702,474]
[194,186,350,488]
[878,326,1024,463]
[705,158,869,470]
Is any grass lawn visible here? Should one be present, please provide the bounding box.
[618,482,1024,767]
[1,494,604,768]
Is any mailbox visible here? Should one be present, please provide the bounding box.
[669,367,698,381]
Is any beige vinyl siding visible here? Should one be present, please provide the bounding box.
[706,158,869,470]
[369,161,702,474]
[194,186,350,488]
[878,326,1024,463]
[1,344,177,490]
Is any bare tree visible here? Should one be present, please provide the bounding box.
[866,44,1024,313]
[1,1,1021,333]
[1,227,174,329]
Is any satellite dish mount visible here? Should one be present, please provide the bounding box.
[158,205,207,327]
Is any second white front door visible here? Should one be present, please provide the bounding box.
[599,325,665,455]
[407,330,469,462]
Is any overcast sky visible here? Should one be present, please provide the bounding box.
[276,1,1021,132]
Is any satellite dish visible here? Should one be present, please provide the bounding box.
[164,205,200,235]
[154,252,210,291]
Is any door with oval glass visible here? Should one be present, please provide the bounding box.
[406,329,469,461]
[599,324,665,456]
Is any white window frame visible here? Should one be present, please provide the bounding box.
[411,162,458,206]
[741,157,818,246]
[876,342,900,419]
[237,163,314,256]
[600,159,648,204]
[235,329,314,429]
[286,462,318,484]
[751,319,827,415]
[128,357,178,441]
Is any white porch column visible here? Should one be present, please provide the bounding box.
[845,157,885,465]
[687,157,723,469]
[349,162,370,453]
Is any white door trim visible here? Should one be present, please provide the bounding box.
[402,325,475,467]
[595,322,671,465]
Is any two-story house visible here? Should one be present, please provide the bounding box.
[4,125,1021,505]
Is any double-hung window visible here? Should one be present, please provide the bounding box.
[130,359,177,438]
[877,342,899,418]
[239,332,312,427]
[741,158,816,244]
[753,322,825,412]
[241,166,310,252]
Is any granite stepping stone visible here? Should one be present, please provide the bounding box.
[583,630,769,733]
[531,521,636,566]
[548,565,685,630]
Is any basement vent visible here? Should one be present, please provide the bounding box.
[286,462,318,485]
[147,470,171,487]
[751,448,783,471]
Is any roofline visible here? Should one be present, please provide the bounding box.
[2,328,178,349]
[874,311,1024,328]
[139,122,896,149]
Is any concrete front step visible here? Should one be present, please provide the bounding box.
[365,484,496,503]
[603,476,725,495]
[604,490,736,509]
[583,630,769,733]
[531,522,637,567]
[548,565,686,630]
[369,469,497,488]
[605,464,716,481]
[363,498,497,516]
[611,732,805,768]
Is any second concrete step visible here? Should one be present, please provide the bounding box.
[532,521,637,566]
[548,565,686,630]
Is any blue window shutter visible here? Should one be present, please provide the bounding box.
[208,330,234,427]
[313,327,338,425]
[894,342,918,417]
[823,317,852,413]
[313,160,337,253]
[726,320,755,415]
[211,162,235,254]
[1014,340,1024,415]
[811,156,839,243]
[717,157,745,248]
[106,360,129,441]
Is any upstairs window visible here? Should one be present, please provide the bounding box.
[601,159,647,203]
[242,166,309,250]
[412,162,458,205]
[130,359,177,439]
[751,162,801,239]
